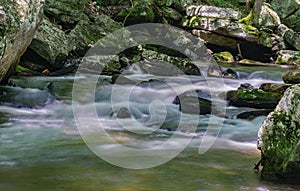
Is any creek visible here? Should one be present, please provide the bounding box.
[0,63,299,191]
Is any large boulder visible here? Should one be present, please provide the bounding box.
[226,88,282,109]
[257,4,281,30]
[0,0,44,83]
[140,50,201,76]
[284,29,300,51]
[282,65,300,84]
[184,5,258,46]
[257,85,300,182]
[116,0,193,25]
[173,90,212,115]
[24,1,122,73]
[270,0,300,32]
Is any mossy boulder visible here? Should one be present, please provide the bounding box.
[213,51,234,62]
[259,83,292,95]
[44,0,85,28]
[0,0,44,83]
[29,17,70,68]
[284,29,300,51]
[140,50,201,76]
[275,50,300,65]
[117,0,156,24]
[282,65,300,84]
[116,0,190,25]
[226,88,282,109]
[257,84,300,183]
[270,0,300,32]
[26,1,122,73]
[184,5,258,49]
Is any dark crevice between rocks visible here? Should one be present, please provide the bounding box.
[207,41,273,63]
[20,48,59,73]
[44,12,78,33]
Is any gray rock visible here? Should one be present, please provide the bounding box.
[284,29,300,51]
[30,17,70,68]
[179,96,212,115]
[173,90,212,115]
[270,0,299,19]
[258,4,281,30]
[270,0,300,32]
[257,84,300,182]
[275,50,300,65]
[185,12,258,48]
[186,5,240,19]
[44,0,85,26]
[282,65,300,84]
[29,2,122,71]
[0,83,57,108]
[259,83,292,95]
[116,107,131,118]
[140,50,201,76]
[0,0,44,83]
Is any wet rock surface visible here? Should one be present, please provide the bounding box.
[257,84,300,183]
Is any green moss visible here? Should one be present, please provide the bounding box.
[262,108,300,174]
[239,9,258,35]
[15,65,37,75]
[213,51,234,62]
[239,9,253,25]
[117,0,156,23]
[1,1,21,36]
[235,89,282,101]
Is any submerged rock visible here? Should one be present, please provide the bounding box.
[0,0,44,83]
[116,107,131,118]
[257,84,300,183]
[237,109,273,120]
[173,90,212,115]
[0,83,57,108]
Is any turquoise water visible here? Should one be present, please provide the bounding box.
[0,66,299,191]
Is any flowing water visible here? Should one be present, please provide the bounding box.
[0,64,299,191]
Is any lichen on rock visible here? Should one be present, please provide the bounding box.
[0,0,44,83]
[257,84,300,182]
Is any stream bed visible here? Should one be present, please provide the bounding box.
[0,64,299,191]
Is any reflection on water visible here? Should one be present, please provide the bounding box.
[0,65,299,190]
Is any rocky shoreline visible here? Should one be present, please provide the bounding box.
[0,0,300,183]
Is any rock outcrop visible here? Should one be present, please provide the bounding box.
[0,0,44,83]
[257,85,300,182]
[270,0,300,32]
[282,65,300,84]
[21,0,122,74]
